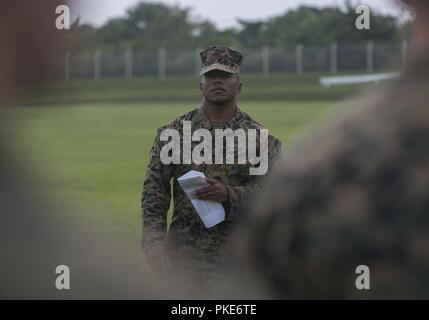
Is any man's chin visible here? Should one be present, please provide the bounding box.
[207,97,232,105]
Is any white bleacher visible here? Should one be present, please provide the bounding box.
[319,73,398,88]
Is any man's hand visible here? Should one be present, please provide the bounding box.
[145,243,170,274]
[193,178,228,203]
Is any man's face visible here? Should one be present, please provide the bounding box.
[200,69,242,104]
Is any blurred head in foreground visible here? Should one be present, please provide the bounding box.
[0,1,192,299]
[239,0,429,299]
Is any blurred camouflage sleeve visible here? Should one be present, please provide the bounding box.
[141,129,173,251]
[226,136,282,218]
[240,85,429,298]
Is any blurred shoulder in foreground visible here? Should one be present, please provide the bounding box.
[239,1,429,299]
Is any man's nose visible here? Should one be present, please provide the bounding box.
[213,78,224,85]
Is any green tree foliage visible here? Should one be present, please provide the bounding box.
[192,22,239,49]
[71,2,405,50]
[247,5,404,46]
[96,3,195,49]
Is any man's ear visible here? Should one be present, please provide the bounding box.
[237,82,242,94]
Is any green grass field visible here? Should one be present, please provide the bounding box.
[1,74,368,255]
[15,73,366,105]
[3,101,337,237]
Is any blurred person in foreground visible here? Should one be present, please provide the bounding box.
[141,46,281,297]
[240,0,429,299]
[0,1,182,299]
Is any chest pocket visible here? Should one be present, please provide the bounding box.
[173,164,193,178]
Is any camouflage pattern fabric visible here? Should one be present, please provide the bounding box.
[199,46,243,75]
[241,51,429,299]
[141,106,281,277]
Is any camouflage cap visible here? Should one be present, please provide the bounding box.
[199,46,243,76]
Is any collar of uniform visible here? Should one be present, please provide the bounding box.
[192,106,244,130]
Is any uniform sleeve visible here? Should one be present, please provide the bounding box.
[226,136,282,219]
[141,129,173,251]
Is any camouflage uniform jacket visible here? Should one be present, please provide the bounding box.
[141,106,281,272]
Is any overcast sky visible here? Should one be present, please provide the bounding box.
[70,0,409,29]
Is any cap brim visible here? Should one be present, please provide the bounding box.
[200,63,237,76]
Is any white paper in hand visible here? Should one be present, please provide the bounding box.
[177,170,225,228]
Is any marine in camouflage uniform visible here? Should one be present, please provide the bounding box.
[141,47,282,282]
[241,47,429,298]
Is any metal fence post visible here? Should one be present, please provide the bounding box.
[195,48,201,76]
[94,50,101,80]
[124,49,133,79]
[158,48,166,79]
[65,51,70,81]
[366,41,373,73]
[296,44,303,75]
[402,40,407,66]
[262,46,270,76]
[330,42,337,74]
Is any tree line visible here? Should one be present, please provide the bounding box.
[66,1,407,51]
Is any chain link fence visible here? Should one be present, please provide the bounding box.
[64,42,406,80]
